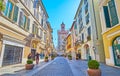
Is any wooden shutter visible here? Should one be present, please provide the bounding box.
[103,6,111,28]
[108,0,119,26]
[13,5,19,22]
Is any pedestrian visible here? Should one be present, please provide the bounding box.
[35,52,39,64]
[28,53,32,59]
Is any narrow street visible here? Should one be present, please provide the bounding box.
[32,57,120,76]
[33,57,74,76]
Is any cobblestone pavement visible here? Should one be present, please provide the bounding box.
[33,57,74,76]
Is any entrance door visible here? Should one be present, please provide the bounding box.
[31,49,36,60]
[113,37,120,66]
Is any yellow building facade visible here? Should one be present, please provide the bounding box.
[66,34,72,54]
[99,0,120,66]
[0,0,51,67]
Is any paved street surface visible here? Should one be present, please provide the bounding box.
[69,60,120,76]
[33,57,74,76]
[0,57,120,76]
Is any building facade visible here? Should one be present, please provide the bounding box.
[69,21,78,59]
[74,0,105,62]
[57,22,68,53]
[0,0,52,67]
[99,0,120,66]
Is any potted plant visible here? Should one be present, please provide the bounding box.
[51,55,55,60]
[25,59,34,70]
[87,60,101,76]
[68,54,72,60]
[44,56,49,62]
[0,0,5,15]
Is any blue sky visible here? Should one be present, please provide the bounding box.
[42,0,80,47]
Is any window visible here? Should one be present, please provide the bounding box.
[74,24,77,30]
[34,8,39,20]
[41,18,43,26]
[103,0,119,27]
[79,22,83,33]
[23,0,31,9]
[87,27,91,36]
[32,23,38,35]
[85,3,88,14]
[4,0,19,22]
[86,13,89,24]
[82,33,84,42]
[84,0,87,4]
[13,5,19,22]
[19,12,30,31]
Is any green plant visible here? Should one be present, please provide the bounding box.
[27,59,33,64]
[88,60,100,69]
[87,35,91,41]
[45,56,48,59]
[68,54,72,57]
[0,0,5,12]
[68,54,72,60]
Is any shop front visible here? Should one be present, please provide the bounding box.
[0,39,25,67]
[2,45,23,66]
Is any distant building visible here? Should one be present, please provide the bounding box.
[57,22,68,53]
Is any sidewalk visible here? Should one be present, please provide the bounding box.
[68,59,120,76]
[0,59,54,76]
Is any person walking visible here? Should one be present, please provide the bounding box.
[35,52,39,64]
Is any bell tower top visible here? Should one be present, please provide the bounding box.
[61,22,65,30]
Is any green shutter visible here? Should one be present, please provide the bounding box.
[108,0,119,26]
[27,18,30,31]
[103,6,111,28]
[13,5,19,22]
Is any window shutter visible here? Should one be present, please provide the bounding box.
[19,12,24,27]
[108,0,119,26]
[27,18,30,31]
[103,6,111,28]
[13,5,19,22]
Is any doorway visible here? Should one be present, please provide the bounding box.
[113,36,120,66]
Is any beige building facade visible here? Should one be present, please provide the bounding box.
[74,0,105,62]
[0,0,52,67]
